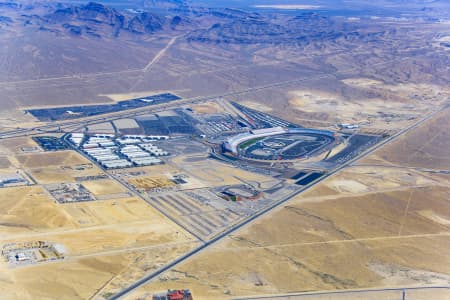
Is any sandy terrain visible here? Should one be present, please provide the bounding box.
[171,155,277,187]
[0,137,40,155]
[0,188,197,299]
[232,287,450,300]
[0,185,78,238]
[0,151,197,300]
[361,109,450,169]
[282,79,450,131]
[100,91,178,102]
[87,122,115,134]
[191,102,223,114]
[0,242,198,300]
[81,179,127,196]
[62,197,160,227]
[16,151,89,169]
[13,150,106,184]
[128,176,175,190]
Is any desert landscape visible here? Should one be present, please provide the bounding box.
[0,0,448,299]
[127,105,450,300]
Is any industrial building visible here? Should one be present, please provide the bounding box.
[69,133,85,146]
[123,134,169,140]
[139,143,169,156]
[100,159,133,169]
[130,157,162,166]
[70,132,169,169]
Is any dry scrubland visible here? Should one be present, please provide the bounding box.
[0,3,448,299]
[0,188,197,299]
[361,109,450,169]
[127,109,450,299]
[0,139,197,299]
[0,193,197,299]
[0,19,448,133]
[0,242,197,300]
[16,151,105,184]
[287,81,450,130]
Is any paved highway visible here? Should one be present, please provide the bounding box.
[108,104,447,299]
[232,286,450,299]
[0,56,414,140]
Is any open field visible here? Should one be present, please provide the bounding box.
[0,137,40,154]
[287,82,450,130]
[81,179,128,197]
[16,151,88,169]
[0,191,197,299]
[128,176,175,191]
[127,182,450,299]
[0,185,77,237]
[234,287,450,300]
[126,107,450,300]
[13,151,105,184]
[0,242,198,300]
[171,155,278,188]
[360,109,450,169]
[191,102,223,114]
[0,147,197,300]
[62,197,166,227]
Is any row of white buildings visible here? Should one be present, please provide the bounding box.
[69,133,169,169]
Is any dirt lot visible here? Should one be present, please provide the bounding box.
[171,155,277,188]
[81,179,128,196]
[0,186,77,238]
[0,137,40,155]
[128,176,175,191]
[191,102,223,114]
[15,151,88,169]
[13,150,105,184]
[62,197,160,227]
[284,81,450,131]
[0,242,198,300]
[361,109,450,170]
[0,191,197,299]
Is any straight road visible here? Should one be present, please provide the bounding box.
[143,36,180,73]
[232,286,450,299]
[108,104,447,300]
[0,56,414,140]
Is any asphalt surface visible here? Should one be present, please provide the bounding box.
[232,286,450,299]
[0,56,414,140]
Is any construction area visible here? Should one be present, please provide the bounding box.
[45,182,96,203]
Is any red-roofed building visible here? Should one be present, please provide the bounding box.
[153,289,193,300]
